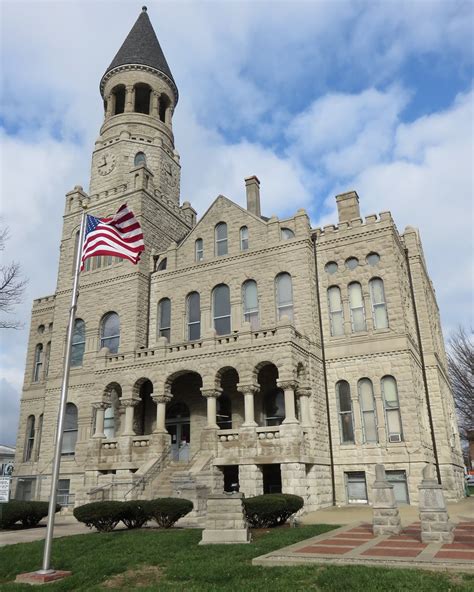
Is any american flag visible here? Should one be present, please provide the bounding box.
[81,204,144,270]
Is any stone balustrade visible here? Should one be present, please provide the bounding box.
[256,427,281,440]
[102,439,118,450]
[132,437,151,447]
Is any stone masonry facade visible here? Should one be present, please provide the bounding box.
[12,8,464,514]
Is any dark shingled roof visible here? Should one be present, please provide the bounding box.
[103,7,175,86]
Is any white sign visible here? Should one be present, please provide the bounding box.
[0,477,10,503]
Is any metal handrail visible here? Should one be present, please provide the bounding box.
[124,445,172,500]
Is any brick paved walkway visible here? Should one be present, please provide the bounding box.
[253,520,474,571]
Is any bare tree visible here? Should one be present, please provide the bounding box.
[0,226,27,329]
[447,326,474,442]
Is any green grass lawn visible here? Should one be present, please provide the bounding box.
[0,525,472,591]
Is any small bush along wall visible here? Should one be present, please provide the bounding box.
[147,498,193,528]
[0,501,61,530]
[73,501,125,533]
[243,493,304,528]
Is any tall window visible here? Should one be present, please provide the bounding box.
[158,298,171,341]
[195,238,203,261]
[240,226,249,251]
[33,344,43,382]
[217,394,232,429]
[44,341,51,377]
[348,282,366,332]
[187,292,201,340]
[242,280,259,329]
[381,376,403,442]
[264,389,285,426]
[24,415,35,461]
[36,414,44,459]
[276,273,293,321]
[328,286,344,336]
[336,381,354,444]
[213,284,231,335]
[71,319,86,367]
[61,403,78,456]
[104,406,115,439]
[134,152,146,167]
[215,223,228,256]
[100,313,120,353]
[370,278,389,329]
[358,378,378,443]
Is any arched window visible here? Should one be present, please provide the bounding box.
[242,280,259,329]
[381,376,403,442]
[33,344,43,382]
[217,394,232,429]
[159,94,171,123]
[112,85,125,115]
[195,238,203,262]
[157,257,167,271]
[370,278,388,329]
[104,406,115,439]
[281,227,295,240]
[134,152,146,167]
[348,282,366,332]
[327,286,344,336]
[213,284,231,335]
[71,319,85,367]
[240,226,249,251]
[44,341,51,377]
[215,222,228,256]
[158,298,171,341]
[37,413,43,459]
[187,292,201,341]
[100,312,120,353]
[264,389,285,426]
[134,83,151,114]
[61,403,78,456]
[24,415,35,461]
[336,381,354,444]
[358,378,378,443]
[276,273,293,321]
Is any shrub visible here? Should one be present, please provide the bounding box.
[243,493,304,528]
[73,501,125,532]
[0,501,61,530]
[121,500,152,529]
[147,497,193,528]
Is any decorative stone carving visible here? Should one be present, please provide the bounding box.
[372,464,402,536]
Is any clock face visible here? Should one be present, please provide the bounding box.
[161,160,178,188]
[97,153,116,176]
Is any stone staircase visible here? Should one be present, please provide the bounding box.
[142,461,194,498]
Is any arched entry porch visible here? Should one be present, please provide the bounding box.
[165,402,190,461]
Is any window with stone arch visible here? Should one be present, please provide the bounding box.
[33,344,43,382]
[195,238,203,262]
[134,151,146,167]
[242,280,259,330]
[358,378,378,443]
[213,284,231,335]
[381,376,403,442]
[61,403,78,456]
[369,277,389,329]
[186,292,201,341]
[112,84,125,115]
[240,226,249,251]
[275,272,294,321]
[134,83,151,114]
[215,222,228,256]
[348,281,366,332]
[24,415,35,461]
[158,298,171,342]
[71,319,86,367]
[336,381,354,444]
[100,312,120,354]
[327,285,344,336]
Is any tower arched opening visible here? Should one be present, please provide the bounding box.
[159,93,171,123]
[134,83,151,114]
[112,85,125,115]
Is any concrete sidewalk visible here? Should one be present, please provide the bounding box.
[0,516,91,547]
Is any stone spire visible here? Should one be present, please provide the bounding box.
[101,6,177,98]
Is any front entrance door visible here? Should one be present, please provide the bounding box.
[165,402,191,462]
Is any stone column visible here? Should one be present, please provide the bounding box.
[238,384,258,427]
[92,401,109,438]
[151,91,160,118]
[105,94,113,118]
[418,463,454,543]
[152,395,171,434]
[278,380,299,425]
[372,464,402,535]
[120,398,139,436]
[125,85,135,113]
[201,389,221,429]
[297,387,311,426]
[165,105,173,125]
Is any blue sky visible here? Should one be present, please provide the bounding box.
[0,0,473,446]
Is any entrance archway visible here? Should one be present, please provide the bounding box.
[166,402,190,461]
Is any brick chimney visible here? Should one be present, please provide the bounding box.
[335,190,360,223]
[245,175,261,217]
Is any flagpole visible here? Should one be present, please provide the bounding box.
[38,202,88,575]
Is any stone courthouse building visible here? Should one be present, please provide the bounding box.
[13,8,464,514]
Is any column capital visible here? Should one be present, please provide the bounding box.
[152,394,172,405]
[277,379,298,391]
[92,401,109,410]
[297,386,312,398]
[201,388,222,399]
[237,383,258,395]
[120,398,140,408]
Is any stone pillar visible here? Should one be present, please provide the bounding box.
[278,380,299,425]
[297,387,311,426]
[105,94,114,118]
[239,464,263,497]
[372,464,402,535]
[151,91,160,118]
[281,462,307,499]
[201,388,221,429]
[419,464,454,543]
[120,398,139,436]
[152,395,171,434]
[200,493,250,545]
[238,384,257,427]
[165,105,173,125]
[125,85,134,113]
[92,402,108,438]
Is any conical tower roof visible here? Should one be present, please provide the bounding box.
[101,7,177,96]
